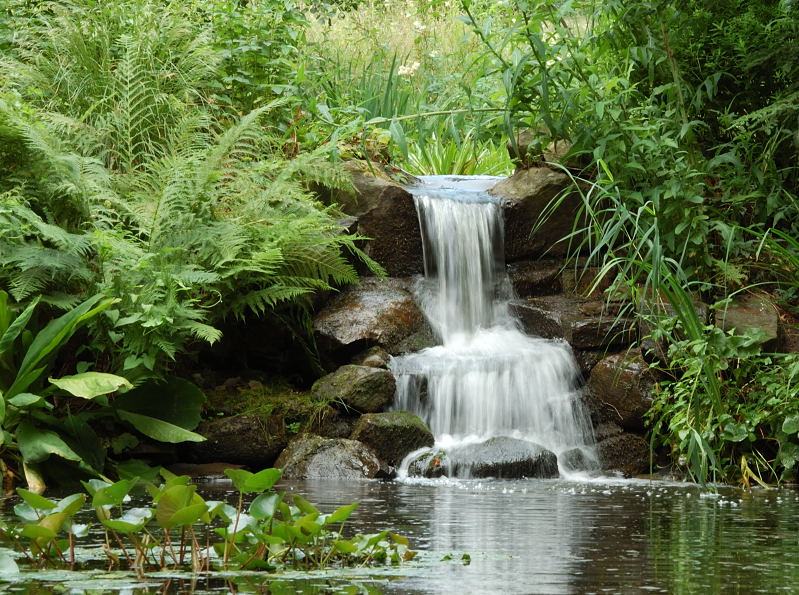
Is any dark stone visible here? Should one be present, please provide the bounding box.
[506,260,563,297]
[181,415,287,468]
[587,349,655,432]
[560,266,612,298]
[511,295,635,351]
[351,346,392,369]
[407,437,559,479]
[313,277,432,363]
[595,430,650,477]
[489,168,583,261]
[573,349,615,380]
[275,434,382,479]
[322,162,423,277]
[311,365,396,414]
[715,291,783,350]
[349,411,434,467]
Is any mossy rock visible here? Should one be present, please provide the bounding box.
[275,434,382,479]
[350,411,434,467]
[311,365,396,414]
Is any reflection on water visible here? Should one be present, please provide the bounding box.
[2,478,799,593]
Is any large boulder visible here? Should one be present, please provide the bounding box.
[510,295,635,351]
[506,260,563,297]
[181,414,287,469]
[275,434,382,479]
[322,162,423,277]
[314,277,434,363]
[593,423,650,477]
[407,437,559,479]
[489,167,582,261]
[587,349,655,432]
[311,364,396,414]
[715,292,783,350]
[349,411,434,467]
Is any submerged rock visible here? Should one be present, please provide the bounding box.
[275,434,382,479]
[407,437,559,479]
[350,411,434,467]
[313,277,433,363]
[311,364,396,414]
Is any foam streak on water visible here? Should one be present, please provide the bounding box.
[391,176,595,475]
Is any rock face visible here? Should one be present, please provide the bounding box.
[593,423,650,476]
[349,411,434,467]
[182,415,287,469]
[275,434,382,479]
[407,437,559,479]
[327,163,423,277]
[313,277,434,363]
[489,168,582,261]
[588,350,655,432]
[311,364,396,414]
[511,295,635,351]
[715,292,782,350]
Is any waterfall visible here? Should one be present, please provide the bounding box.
[391,176,596,477]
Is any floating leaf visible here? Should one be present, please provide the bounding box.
[224,468,282,493]
[102,508,153,534]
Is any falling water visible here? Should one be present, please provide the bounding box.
[391,176,596,477]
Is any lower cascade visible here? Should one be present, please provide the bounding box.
[391,176,597,479]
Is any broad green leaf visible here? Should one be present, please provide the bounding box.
[90,479,135,509]
[49,372,132,399]
[783,415,799,435]
[0,550,19,574]
[113,378,205,431]
[162,502,208,529]
[250,493,281,521]
[102,507,152,534]
[16,422,81,463]
[0,295,39,357]
[55,493,86,517]
[326,502,358,525]
[21,525,55,540]
[16,488,56,511]
[224,468,282,493]
[333,540,357,554]
[117,410,205,443]
[8,393,46,408]
[156,485,207,529]
[292,494,318,516]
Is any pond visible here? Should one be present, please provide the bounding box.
[2,476,798,593]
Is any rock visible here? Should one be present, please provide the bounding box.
[314,277,432,363]
[181,414,287,468]
[715,292,783,350]
[511,295,635,351]
[506,260,563,297]
[311,365,396,414]
[275,434,382,479]
[489,167,583,261]
[349,411,434,467]
[561,266,612,298]
[322,162,423,276]
[407,437,559,479]
[595,428,650,477]
[506,129,574,169]
[588,350,655,432]
[573,349,613,380]
[351,346,391,369]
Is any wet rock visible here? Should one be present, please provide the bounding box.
[573,349,614,380]
[408,437,559,479]
[321,162,423,276]
[511,295,635,351]
[489,167,583,261]
[587,349,655,432]
[715,292,783,350]
[506,260,563,297]
[275,434,382,479]
[309,406,357,439]
[561,266,612,298]
[351,346,392,369]
[349,411,434,467]
[314,277,432,363]
[594,426,650,477]
[311,364,396,414]
[181,414,287,468]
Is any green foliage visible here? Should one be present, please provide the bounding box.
[0,468,415,573]
[0,291,206,490]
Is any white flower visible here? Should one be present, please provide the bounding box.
[413,20,427,32]
[397,61,421,77]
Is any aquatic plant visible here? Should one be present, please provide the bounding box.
[0,467,414,574]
